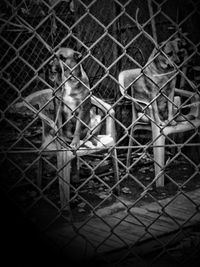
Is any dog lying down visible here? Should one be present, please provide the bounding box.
[119,39,186,126]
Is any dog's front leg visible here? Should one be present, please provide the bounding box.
[70,109,84,149]
[55,98,65,140]
[166,86,176,126]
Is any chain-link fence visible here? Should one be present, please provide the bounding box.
[1,0,200,266]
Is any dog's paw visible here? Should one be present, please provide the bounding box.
[154,120,165,127]
[70,137,80,149]
[159,121,166,126]
[159,120,171,127]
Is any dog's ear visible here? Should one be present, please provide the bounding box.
[48,57,62,84]
[50,57,62,72]
[73,51,82,62]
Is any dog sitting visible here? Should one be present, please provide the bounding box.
[50,47,93,148]
[119,39,180,126]
[47,47,102,182]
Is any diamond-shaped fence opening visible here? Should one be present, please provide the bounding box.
[3,58,35,90]
[36,15,71,48]
[0,80,18,112]
[0,0,200,266]
[0,156,24,189]
[0,41,16,69]
[0,16,31,48]
[20,37,52,70]
[53,0,75,26]
[16,0,50,28]
[73,14,105,44]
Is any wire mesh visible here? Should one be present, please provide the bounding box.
[0,0,200,266]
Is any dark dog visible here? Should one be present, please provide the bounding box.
[119,39,180,126]
[50,47,92,148]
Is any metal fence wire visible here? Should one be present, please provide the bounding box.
[0,0,200,266]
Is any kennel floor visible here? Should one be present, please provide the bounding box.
[47,188,200,260]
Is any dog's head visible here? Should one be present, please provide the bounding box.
[56,47,82,78]
[154,39,181,69]
[48,47,83,86]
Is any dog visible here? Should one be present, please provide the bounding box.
[48,47,102,182]
[50,47,93,148]
[119,39,181,126]
[143,39,180,126]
